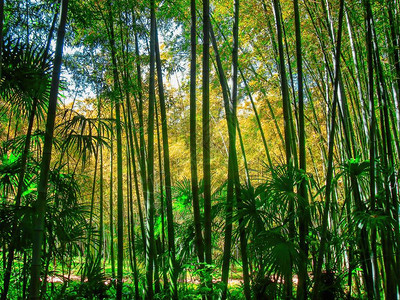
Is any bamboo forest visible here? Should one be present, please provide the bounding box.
[1,0,400,298]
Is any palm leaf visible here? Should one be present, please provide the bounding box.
[258,229,300,280]
[351,209,395,233]
[0,37,52,120]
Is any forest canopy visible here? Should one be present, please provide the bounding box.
[0,0,400,299]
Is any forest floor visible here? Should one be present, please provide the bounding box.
[45,273,246,284]
[46,274,244,286]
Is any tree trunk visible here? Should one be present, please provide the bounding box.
[189,0,205,270]
[109,104,116,280]
[146,0,157,297]
[155,24,178,299]
[29,0,69,298]
[294,0,309,297]
[202,0,213,275]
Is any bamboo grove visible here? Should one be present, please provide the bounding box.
[0,0,399,298]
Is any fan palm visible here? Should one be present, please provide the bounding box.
[172,178,203,266]
[56,110,111,166]
[259,229,300,281]
[45,168,89,282]
[0,152,24,194]
[236,164,309,298]
[263,164,306,219]
[0,33,53,300]
[171,179,225,273]
[0,37,51,119]
[0,154,88,298]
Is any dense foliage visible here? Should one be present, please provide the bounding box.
[1,0,400,298]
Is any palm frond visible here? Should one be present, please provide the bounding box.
[351,209,395,233]
[0,37,52,120]
[259,229,300,279]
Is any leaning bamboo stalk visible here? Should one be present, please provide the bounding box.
[30,0,69,298]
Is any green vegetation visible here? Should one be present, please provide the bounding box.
[1,0,400,298]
